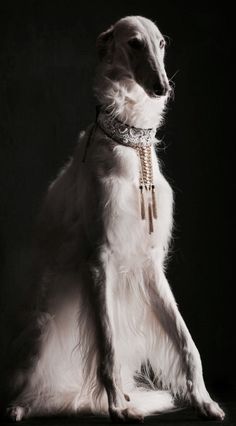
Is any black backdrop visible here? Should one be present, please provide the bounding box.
[0,0,234,398]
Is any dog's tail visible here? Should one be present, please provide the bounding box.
[128,389,177,415]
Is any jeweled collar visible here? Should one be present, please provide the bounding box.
[96,107,157,147]
[82,107,158,234]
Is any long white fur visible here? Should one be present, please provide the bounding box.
[5,16,225,422]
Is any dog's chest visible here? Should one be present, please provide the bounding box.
[94,143,173,260]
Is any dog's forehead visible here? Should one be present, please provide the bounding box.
[114,16,163,40]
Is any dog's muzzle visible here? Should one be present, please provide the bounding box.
[153,79,170,97]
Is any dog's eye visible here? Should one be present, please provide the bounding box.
[128,38,144,50]
[159,39,165,49]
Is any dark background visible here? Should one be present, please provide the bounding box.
[0,0,234,408]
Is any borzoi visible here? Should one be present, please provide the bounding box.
[4,16,225,422]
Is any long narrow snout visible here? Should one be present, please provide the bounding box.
[133,55,170,98]
[149,59,170,97]
[134,65,170,98]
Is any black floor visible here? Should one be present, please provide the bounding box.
[1,401,235,426]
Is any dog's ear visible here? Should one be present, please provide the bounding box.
[96,26,114,61]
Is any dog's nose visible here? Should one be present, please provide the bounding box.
[153,81,169,96]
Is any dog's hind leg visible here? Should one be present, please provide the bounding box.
[86,250,144,423]
[147,263,225,421]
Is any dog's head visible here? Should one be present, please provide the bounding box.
[96,16,170,99]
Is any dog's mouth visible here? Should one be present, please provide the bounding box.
[146,80,170,98]
[135,76,170,99]
[146,88,169,99]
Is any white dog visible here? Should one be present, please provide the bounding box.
[4,16,225,422]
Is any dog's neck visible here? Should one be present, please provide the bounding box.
[97,107,156,147]
[94,76,167,129]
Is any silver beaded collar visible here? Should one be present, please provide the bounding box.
[82,107,158,234]
[97,108,157,147]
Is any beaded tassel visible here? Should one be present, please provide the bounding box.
[136,145,157,234]
[148,202,154,234]
[151,185,157,219]
[139,185,146,219]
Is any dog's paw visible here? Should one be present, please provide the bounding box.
[198,400,225,421]
[109,406,144,423]
[189,382,225,421]
[6,406,26,422]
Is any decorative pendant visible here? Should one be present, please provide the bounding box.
[136,145,157,234]
[139,185,146,220]
[151,185,157,219]
[148,202,154,234]
[94,109,158,234]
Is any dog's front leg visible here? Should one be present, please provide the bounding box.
[148,262,225,421]
[87,252,143,423]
